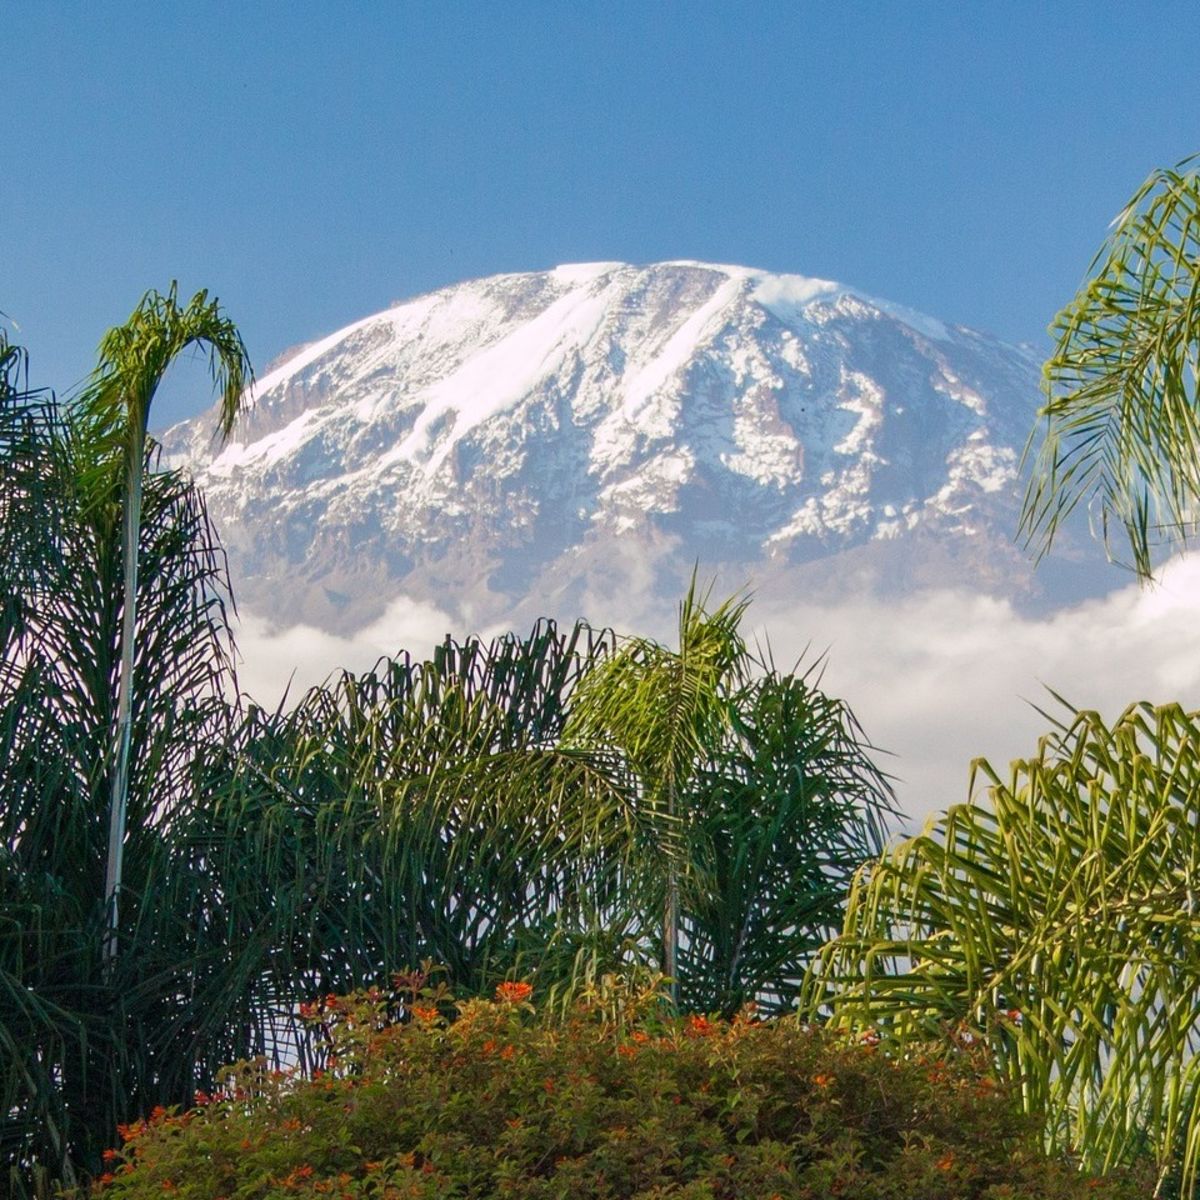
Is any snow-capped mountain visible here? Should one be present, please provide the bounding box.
[162,261,1105,634]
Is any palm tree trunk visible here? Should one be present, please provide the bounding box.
[664,780,678,1005]
[103,424,144,963]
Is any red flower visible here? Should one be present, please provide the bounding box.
[495,980,533,1003]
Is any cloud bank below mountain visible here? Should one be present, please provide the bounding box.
[232,552,1200,831]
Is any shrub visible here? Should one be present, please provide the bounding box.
[89,978,1149,1200]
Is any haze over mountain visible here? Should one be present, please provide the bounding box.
[163,260,1112,638]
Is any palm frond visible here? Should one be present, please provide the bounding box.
[1021,155,1200,578]
[806,700,1200,1192]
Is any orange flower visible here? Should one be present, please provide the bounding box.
[495,980,533,1004]
[411,1004,439,1022]
[812,1072,835,1089]
[686,1013,715,1037]
[102,1149,118,1162]
[936,1152,955,1171]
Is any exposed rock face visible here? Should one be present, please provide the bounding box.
[162,261,1107,634]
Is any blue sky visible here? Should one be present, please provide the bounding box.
[9,2,1200,426]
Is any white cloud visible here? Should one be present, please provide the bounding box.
[233,595,459,707]
[753,553,1200,828]
[231,555,1200,834]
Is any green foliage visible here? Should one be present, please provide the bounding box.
[680,662,895,1016]
[0,329,242,1192]
[81,282,252,444]
[77,283,253,955]
[86,982,1148,1200]
[564,585,751,1000]
[806,701,1200,1196]
[203,583,896,1033]
[562,583,897,1013]
[1,312,892,1193]
[194,600,893,1040]
[1021,154,1200,578]
[183,618,644,1061]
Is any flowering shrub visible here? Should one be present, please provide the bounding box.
[89,978,1149,1199]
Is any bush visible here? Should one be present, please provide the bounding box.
[89,978,1149,1200]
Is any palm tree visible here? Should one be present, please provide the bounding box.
[563,584,752,1003]
[80,284,251,959]
[563,583,896,1009]
[1,325,244,1192]
[196,591,894,1035]
[804,155,1200,1197]
[804,702,1200,1196]
[190,617,644,1037]
[680,657,895,1016]
[1020,154,1200,579]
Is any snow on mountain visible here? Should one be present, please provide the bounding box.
[162,261,1107,636]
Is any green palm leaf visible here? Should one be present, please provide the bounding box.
[806,701,1200,1193]
[1021,155,1200,578]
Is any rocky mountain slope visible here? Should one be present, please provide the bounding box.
[162,261,1106,634]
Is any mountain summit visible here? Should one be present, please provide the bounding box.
[163,261,1101,633]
